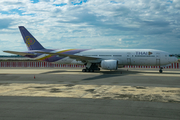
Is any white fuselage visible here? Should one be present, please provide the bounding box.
[52,49,177,67]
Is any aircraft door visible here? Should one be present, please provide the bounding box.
[156,53,160,66]
[118,59,122,64]
[127,53,131,65]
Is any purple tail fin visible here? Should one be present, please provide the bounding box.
[19,26,45,50]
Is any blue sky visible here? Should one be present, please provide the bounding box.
[0,0,180,55]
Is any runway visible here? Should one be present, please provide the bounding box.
[0,68,180,120]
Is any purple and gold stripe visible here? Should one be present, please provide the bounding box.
[36,49,89,62]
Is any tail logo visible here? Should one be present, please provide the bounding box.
[25,36,35,47]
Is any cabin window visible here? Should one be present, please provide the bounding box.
[165,55,167,57]
[99,55,112,56]
[113,55,122,57]
[84,55,98,56]
[135,55,155,57]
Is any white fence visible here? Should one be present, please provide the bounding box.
[0,61,179,69]
[0,61,85,68]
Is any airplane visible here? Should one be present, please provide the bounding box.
[3,26,178,73]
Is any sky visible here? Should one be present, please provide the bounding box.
[0,0,180,55]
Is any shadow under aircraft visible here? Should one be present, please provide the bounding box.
[40,69,180,81]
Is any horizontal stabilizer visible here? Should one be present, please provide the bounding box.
[3,51,36,56]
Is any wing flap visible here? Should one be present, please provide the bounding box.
[3,51,35,56]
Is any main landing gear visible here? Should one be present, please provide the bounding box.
[82,63,100,72]
[82,69,94,72]
[159,67,163,73]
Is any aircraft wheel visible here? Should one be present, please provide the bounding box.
[90,69,94,72]
[159,70,163,73]
[82,69,86,72]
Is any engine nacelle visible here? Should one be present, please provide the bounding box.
[101,60,118,70]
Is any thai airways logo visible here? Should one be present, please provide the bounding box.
[148,52,152,55]
[136,51,153,55]
[25,36,35,47]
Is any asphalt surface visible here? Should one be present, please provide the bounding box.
[0,96,180,120]
[0,68,180,120]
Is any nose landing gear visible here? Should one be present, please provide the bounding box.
[159,67,163,73]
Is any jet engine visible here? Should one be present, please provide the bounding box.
[101,60,118,70]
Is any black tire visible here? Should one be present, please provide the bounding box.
[159,70,162,73]
[82,69,86,72]
[90,69,94,72]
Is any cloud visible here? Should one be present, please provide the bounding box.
[0,0,180,55]
[0,18,13,29]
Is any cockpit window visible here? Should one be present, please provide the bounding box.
[169,54,175,57]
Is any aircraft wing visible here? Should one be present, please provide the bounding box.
[35,51,100,61]
[3,51,35,56]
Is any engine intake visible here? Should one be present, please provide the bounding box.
[101,60,118,70]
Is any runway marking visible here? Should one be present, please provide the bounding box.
[140,74,180,77]
[0,83,180,103]
[0,69,180,77]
